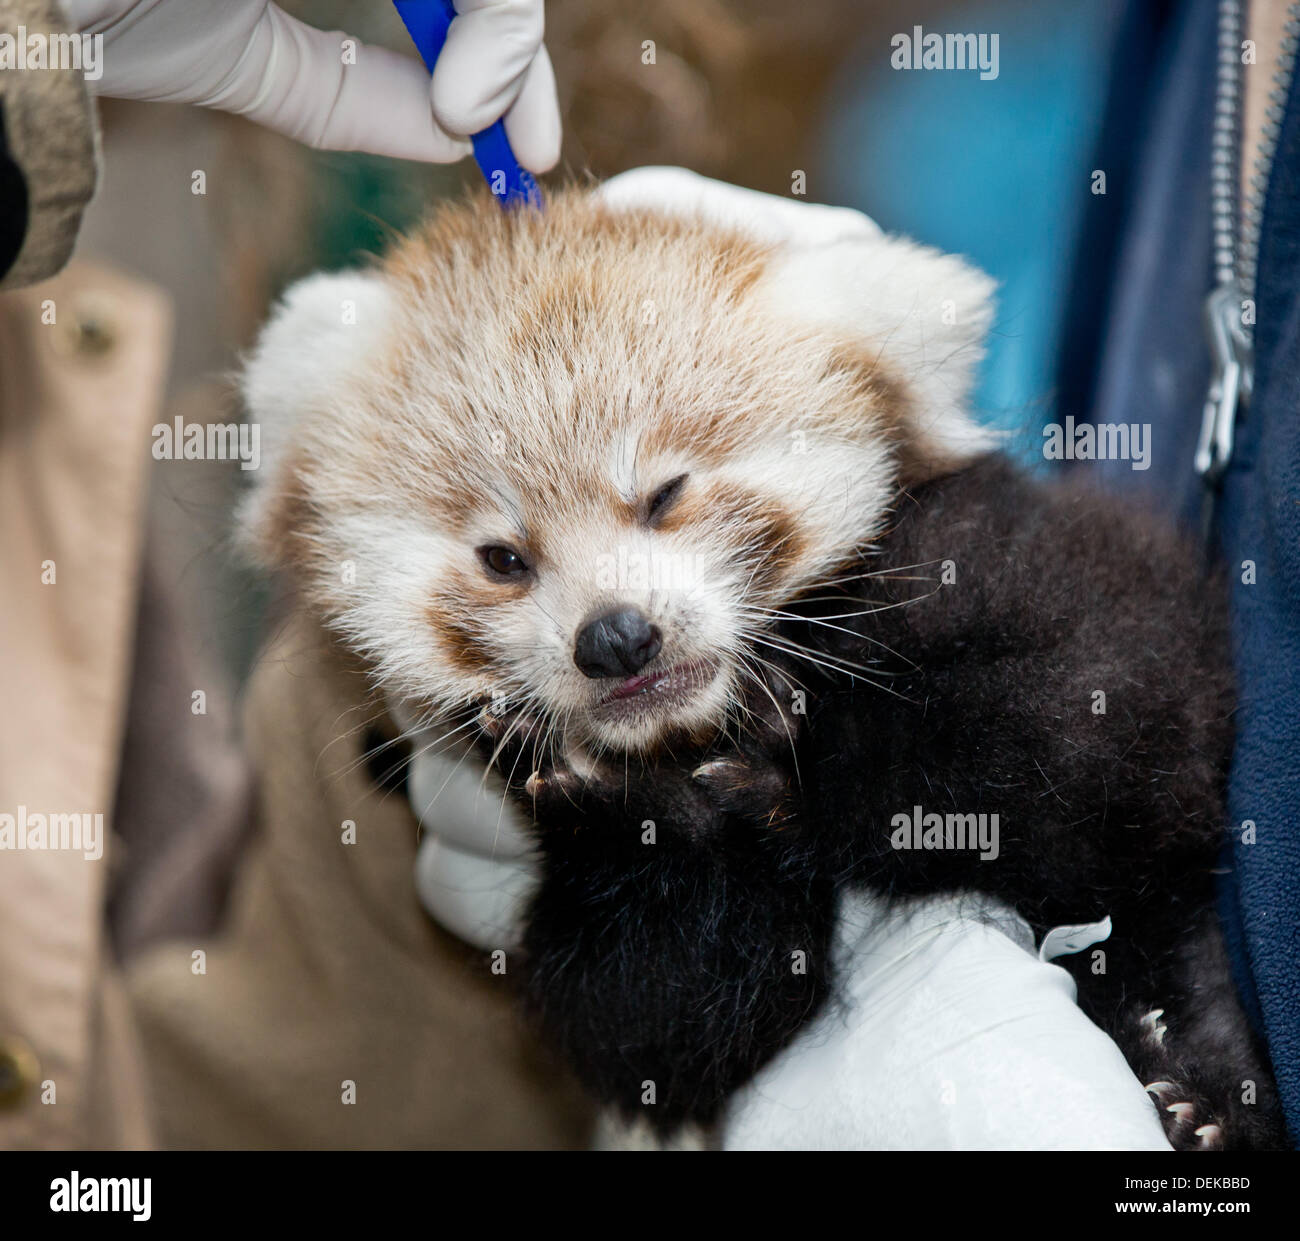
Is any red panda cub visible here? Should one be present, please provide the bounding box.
[240,172,1285,1150]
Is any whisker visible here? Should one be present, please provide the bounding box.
[739,629,919,705]
[732,655,802,781]
[736,606,921,668]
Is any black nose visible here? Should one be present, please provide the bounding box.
[574,607,663,679]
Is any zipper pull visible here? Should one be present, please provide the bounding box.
[1196,282,1253,485]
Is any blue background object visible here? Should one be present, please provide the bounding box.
[820,0,1120,466]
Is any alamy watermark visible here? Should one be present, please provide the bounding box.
[890,804,1000,861]
[595,547,704,593]
[152,416,261,471]
[891,26,1000,81]
[0,27,102,81]
[50,1172,151,1222]
[0,807,103,861]
[1042,416,1151,471]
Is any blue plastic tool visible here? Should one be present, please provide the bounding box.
[393,0,544,210]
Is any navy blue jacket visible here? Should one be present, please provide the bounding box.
[1058,0,1300,1144]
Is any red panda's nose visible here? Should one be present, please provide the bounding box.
[574,607,662,678]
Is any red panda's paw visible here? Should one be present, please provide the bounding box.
[473,710,572,798]
[1143,1076,1225,1151]
[472,670,803,839]
[689,755,795,827]
[694,658,804,826]
[1124,1005,1229,1151]
[470,708,677,831]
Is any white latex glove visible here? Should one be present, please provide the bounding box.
[400,705,538,951]
[60,0,561,168]
[724,890,1174,1151]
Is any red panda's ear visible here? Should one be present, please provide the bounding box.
[822,342,1001,486]
[755,231,1000,482]
[594,168,1000,482]
[238,270,394,569]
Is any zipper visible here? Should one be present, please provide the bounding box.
[1196,0,1300,487]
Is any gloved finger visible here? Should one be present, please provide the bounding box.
[502,46,562,172]
[406,740,535,858]
[429,0,545,138]
[414,834,537,951]
[302,38,473,162]
[215,6,472,162]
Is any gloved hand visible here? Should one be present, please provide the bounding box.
[60,0,560,168]
[394,701,538,951]
[724,890,1174,1150]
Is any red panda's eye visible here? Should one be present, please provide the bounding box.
[645,473,688,524]
[479,545,530,579]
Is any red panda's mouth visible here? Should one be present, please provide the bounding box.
[593,659,718,719]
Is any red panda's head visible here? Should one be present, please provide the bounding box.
[241,172,996,754]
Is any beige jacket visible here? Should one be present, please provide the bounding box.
[0,257,168,1148]
[0,0,166,1148]
[127,612,592,1149]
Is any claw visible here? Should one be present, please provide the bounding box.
[692,758,744,783]
[560,741,602,782]
[1140,1007,1168,1045]
[1166,1102,1195,1122]
[1195,1123,1223,1150]
[475,705,508,738]
[1144,1080,1176,1098]
[527,767,582,799]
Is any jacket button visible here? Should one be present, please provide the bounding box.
[0,1036,40,1108]
[51,292,119,359]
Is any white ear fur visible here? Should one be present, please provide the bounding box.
[239,270,394,552]
[755,237,999,461]
[596,166,1000,464]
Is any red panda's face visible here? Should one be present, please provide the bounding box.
[241,186,994,754]
[408,423,893,753]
